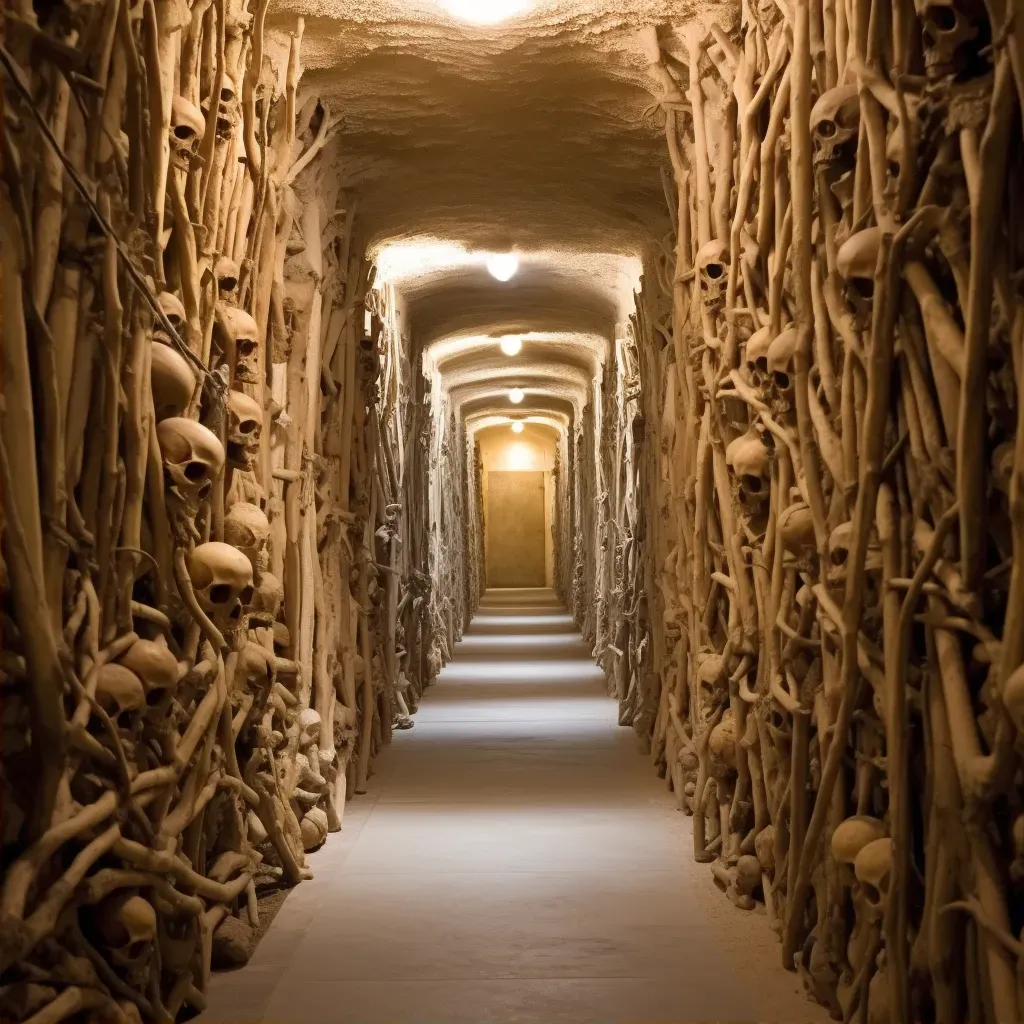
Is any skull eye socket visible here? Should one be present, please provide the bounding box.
[208,584,235,604]
[221,87,235,102]
[755,357,768,373]
[817,118,837,139]
[173,125,196,140]
[887,159,900,179]
[220,276,238,292]
[704,262,725,280]
[928,5,958,30]
[831,547,848,566]
[773,370,790,390]
[184,460,208,481]
[742,474,764,494]
[238,340,258,356]
[240,586,254,605]
[238,418,259,435]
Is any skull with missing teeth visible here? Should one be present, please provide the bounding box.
[158,417,225,518]
[218,304,261,385]
[189,541,254,632]
[226,391,263,470]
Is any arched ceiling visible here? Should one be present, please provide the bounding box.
[272,0,725,435]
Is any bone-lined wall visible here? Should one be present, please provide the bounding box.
[3,0,1024,1021]
[628,5,1024,1022]
[0,4,438,1019]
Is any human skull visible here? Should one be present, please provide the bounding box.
[217,304,261,385]
[917,0,990,80]
[151,343,196,421]
[118,638,180,705]
[726,428,772,511]
[755,824,775,874]
[708,709,738,772]
[203,73,239,138]
[187,541,254,631]
[215,257,240,300]
[744,324,773,396]
[224,502,270,576]
[828,521,883,587]
[170,96,205,171]
[300,807,329,851]
[854,837,893,916]
[154,292,187,348]
[96,663,146,721]
[95,894,157,979]
[735,855,762,898]
[766,327,799,415]
[297,708,322,750]
[696,240,728,313]
[831,815,886,888]
[157,417,225,515]
[810,85,860,176]
[253,570,284,621]
[226,391,263,470]
[837,227,882,329]
[778,502,816,566]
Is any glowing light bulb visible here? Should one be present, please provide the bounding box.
[441,0,533,24]
[508,387,525,405]
[511,420,525,434]
[487,253,519,281]
[499,336,522,356]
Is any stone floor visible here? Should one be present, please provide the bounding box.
[200,588,826,1024]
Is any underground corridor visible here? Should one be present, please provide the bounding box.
[2,0,1022,1023]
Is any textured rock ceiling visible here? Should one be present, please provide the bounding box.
[272,0,728,426]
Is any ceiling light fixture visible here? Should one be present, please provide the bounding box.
[499,336,522,356]
[511,421,525,434]
[441,0,533,25]
[487,253,519,281]
[508,387,525,405]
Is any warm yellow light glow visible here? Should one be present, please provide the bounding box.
[441,0,533,24]
[487,253,519,281]
[499,336,523,356]
[505,441,534,470]
[508,387,525,404]
[511,420,525,433]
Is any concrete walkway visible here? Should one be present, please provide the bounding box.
[201,589,824,1023]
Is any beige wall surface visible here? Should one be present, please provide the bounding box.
[477,423,558,586]
[486,470,546,587]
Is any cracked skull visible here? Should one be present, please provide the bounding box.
[157,417,225,515]
[188,541,254,631]
[226,390,263,470]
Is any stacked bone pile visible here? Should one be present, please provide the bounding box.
[639,4,1024,1022]
[0,1,432,1020]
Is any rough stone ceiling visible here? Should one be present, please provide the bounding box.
[274,0,722,423]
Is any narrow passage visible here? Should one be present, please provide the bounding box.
[203,590,823,1024]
